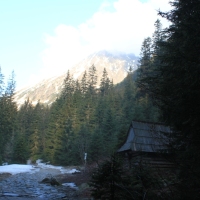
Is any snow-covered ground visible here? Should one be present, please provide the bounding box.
[0,159,79,175]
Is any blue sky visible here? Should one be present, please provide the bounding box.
[0,0,171,90]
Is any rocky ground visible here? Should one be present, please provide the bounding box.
[55,170,92,199]
[0,174,12,182]
[0,166,93,200]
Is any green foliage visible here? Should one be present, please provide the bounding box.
[137,1,200,198]
[0,69,17,161]
[13,134,29,163]
[128,162,161,200]
[0,60,159,166]
[13,64,159,165]
[2,2,200,198]
[88,64,97,95]
[89,129,104,163]
[0,67,4,95]
[89,155,129,200]
[89,155,171,200]
[99,68,111,96]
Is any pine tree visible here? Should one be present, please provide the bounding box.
[135,20,163,122]
[0,70,17,161]
[16,99,34,144]
[101,107,118,155]
[5,71,15,97]
[152,19,163,56]
[80,71,88,96]
[29,102,49,160]
[43,102,59,163]
[89,128,104,163]
[88,64,97,95]
[99,68,110,96]
[0,67,4,96]
[137,37,152,83]
[13,134,29,163]
[138,1,200,198]
[90,154,128,200]
[61,70,75,99]
[123,68,137,124]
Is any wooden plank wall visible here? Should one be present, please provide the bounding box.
[119,151,176,170]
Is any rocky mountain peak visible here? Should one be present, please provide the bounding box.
[14,51,138,107]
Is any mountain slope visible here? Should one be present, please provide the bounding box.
[14,51,138,106]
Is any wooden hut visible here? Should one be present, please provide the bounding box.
[117,120,174,169]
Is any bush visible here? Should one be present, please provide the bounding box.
[89,154,133,200]
[89,154,175,199]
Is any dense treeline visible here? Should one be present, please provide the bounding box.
[0,13,162,167]
[137,0,200,199]
[12,65,158,165]
[90,0,200,199]
[1,1,199,198]
[0,63,159,165]
[0,69,17,163]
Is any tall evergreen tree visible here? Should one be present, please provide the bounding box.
[80,71,88,95]
[0,70,17,162]
[137,37,152,82]
[123,68,137,124]
[5,71,15,97]
[99,68,110,96]
[152,19,163,55]
[88,64,97,95]
[0,67,4,96]
[16,99,34,141]
[13,134,29,163]
[61,70,74,99]
[138,1,200,198]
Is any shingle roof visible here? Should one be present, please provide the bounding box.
[117,121,171,153]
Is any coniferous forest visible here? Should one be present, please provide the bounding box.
[0,0,200,199]
[0,63,159,165]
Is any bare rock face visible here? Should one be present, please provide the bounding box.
[14,50,138,107]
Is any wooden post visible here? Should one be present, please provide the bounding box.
[84,152,87,172]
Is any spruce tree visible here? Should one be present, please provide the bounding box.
[90,155,125,200]
[138,1,200,198]
[123,68,137,124]
[0,67,4,96]
[88,64,97,95]
[80,70,88,96]
[137,37,152,83]
[152,19,163,55]
[0,71,17,161]
[13,134,29,163]
[99,68,110,96]
[61,70,75,100]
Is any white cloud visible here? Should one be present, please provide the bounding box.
[42,25,86,73]
[38,0,171,82]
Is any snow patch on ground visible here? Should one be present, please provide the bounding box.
[0,164,34,175]
[62,182,78,189]
[0,159,80,175]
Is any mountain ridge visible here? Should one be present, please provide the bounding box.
[14,51,138,107]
